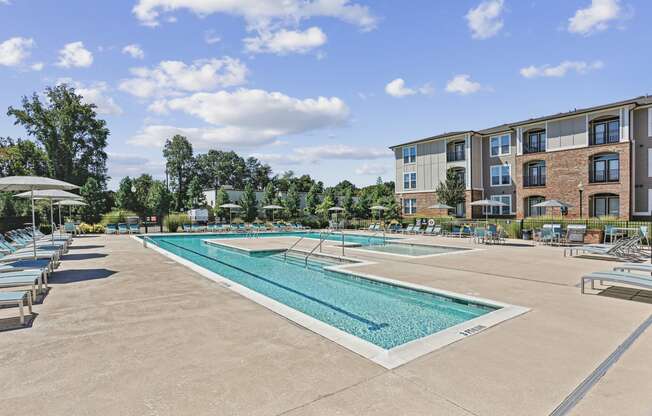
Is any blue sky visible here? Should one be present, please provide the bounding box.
[0,0,650,189]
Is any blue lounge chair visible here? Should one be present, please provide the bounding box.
[106,224,118,235]
[118,223,129,234]
[129,223,140,234]
[0,291,33,325]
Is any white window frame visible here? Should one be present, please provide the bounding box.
[490,164,511,187]
[403,198,417,215]
[484,195,512,216]
[403,172,417,190]
[403,145,417,164]
[490,134,511,157]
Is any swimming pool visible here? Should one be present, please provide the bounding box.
[141,232,528,367]
[359,242,468,257]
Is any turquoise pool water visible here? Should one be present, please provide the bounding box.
[146,233,496,349]
[360,243,467,256]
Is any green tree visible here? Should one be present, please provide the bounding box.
[284,183,301,219]
[186,176,207,208]
[240,183,258,221]
[342,188,354,218]
[316,194,335,220]
[79,177,106,223]
[305,183,320,215]
[163,135,194,211]
[115,177,137,212]
[132,174,154,215]
[0,137,49,177]
[146,180,172,221]
[435,168,465,209]
[214,186,230,220]
[7,84,109,186]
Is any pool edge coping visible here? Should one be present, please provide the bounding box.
[135,235,530,369]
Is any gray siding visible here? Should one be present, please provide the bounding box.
[633,107,652,213]
[482,132,516,213]
[546,115,587,150]
[395,139,451,193]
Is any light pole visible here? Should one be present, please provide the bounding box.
[577,182,584,219]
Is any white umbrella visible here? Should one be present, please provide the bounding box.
[55,199,88,228]
[532,199,573,219]
[470,199,508,223]
[262,204,283,222]
[220,203,242,224]
[328,206,344,226]
[15,190,82,237]
[370,205,387,224]
[428,203,454,210]
[0,176,78,258]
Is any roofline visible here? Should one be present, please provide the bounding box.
[388,130,477,150]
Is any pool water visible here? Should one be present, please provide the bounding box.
[360,243,467,256]
[147,233,496,349]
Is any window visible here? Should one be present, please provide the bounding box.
[452,168,466,186]
[403,146,416,164]
[524,161,546,187]
[524,130,546,154]
[403,198,417,215]
[590,153,619,183]
[489,195,512,215]
[490,164,511,186]
[591,118,620,145]
[526,196,545,217]
[403,172,417,189]
[490,134,510,156]
[447,141,465,162]
[592,194,619,217]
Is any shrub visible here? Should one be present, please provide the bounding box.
[39,224,52,235]
[101,209,138,225]
[164,213,186,233]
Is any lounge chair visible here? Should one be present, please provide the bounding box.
[421,225,434,235]
[366,223,376,232]
[0,291,33,325]
[0,274,41,301]
[473,227,487,244]
[565,236,639,258]
[581,271,652,294]
[432,225,443,236]
[402,224,415,234]
[613,263,652,273]
[106,224,118,235]
[118,223,129,234]
[129,223,140,234]
[64,222,77,235]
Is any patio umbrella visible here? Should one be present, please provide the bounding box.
[55,199,88,229]
[0,176,78,258]
[532,199,573,219]
[328,206,345,226]
[428,203,454,210]
[262,204,283,222]
[470,199,508,223]
[15,189,82,242]
[219,203,242,224]
[370,205,387,225]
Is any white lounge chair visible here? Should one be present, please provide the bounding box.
[581,271,652,294]
[0,291,33,325]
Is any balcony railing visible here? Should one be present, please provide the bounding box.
[523,174,546,187]
[590,170,619,183]
[447,150,465,162]
[523,144,546,154]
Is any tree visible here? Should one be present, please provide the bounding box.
[146,180,172,221]
[316,194,335,220]
[80,177,106,223]
[7,84,109,186]
[240,183,258,221]
[0,137,49,177]
[186,176,207,208]
[435,168,465,209]
[132,174,154,215]
[342,188,354,218]
[244,156,272,190]
[262,182,276,206]
[214,186,230,220]
[354,191,372,219]
[163,135,195,211]
[115,177,137,212]
[305,183,320,215]
[284,183,301,219]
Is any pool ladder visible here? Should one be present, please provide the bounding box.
[283,234,306,261]
[368,228,387,246]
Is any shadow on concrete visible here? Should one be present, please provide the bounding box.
[69,245,105,250]
[598,286,652,304]
[50,268,116,284]
[61,253,108,261]
[0,312,37,332]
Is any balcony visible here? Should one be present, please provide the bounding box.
[523,174,546,187]
[590,170,619,183]
[447,150,465,162]
[523,144,546,154]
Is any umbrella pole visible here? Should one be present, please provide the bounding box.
[58,204,62,230]
[50,198,54,244]
[31,190,36,259]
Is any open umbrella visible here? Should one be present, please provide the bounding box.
[470,199,508,223]
[15,189,82,242]
[0,176,78,258]
[55,199,88,229]
[219,203,242,224]
[262,204,283,222]
[531,199,573,219]
[328,206,345,228]
[428,203,454,210]
[370,205,387,225]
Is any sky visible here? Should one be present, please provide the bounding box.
[0,0,650,190]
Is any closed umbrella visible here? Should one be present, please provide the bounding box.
[220,203,242,224]
[0,176,78,258]
[15,189,82,242]
[262,204,283,222]
[470,199,508,223]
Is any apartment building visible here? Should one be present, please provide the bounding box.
[391,96,652,220]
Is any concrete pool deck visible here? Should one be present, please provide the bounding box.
[0,232,651,415]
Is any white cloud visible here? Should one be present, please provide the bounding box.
[30,62,44,71]
[466,0,505,39]
[56,41,93,68]
[568,0,622,35]
[0,37,34,66]
[132,0,377,31]
[253,144,391,165]
[445,74,483,95]
[355,163,388,175]
[107,153,165,186]
[118,57,248,98]
[122,44,145,59]
[58,78,123,115]
[130,89,350,150]
[204,30,221,44]
[520,60,604,78]
[384,78,433,98]
[244,27,327,55]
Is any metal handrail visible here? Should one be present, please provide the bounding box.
[304,231,333,267]
[284,234,306,260]
[368,227,387,246]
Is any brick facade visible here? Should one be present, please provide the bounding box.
[464,189,484,219]
[515,142,630,219]
[396,192,439,217]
